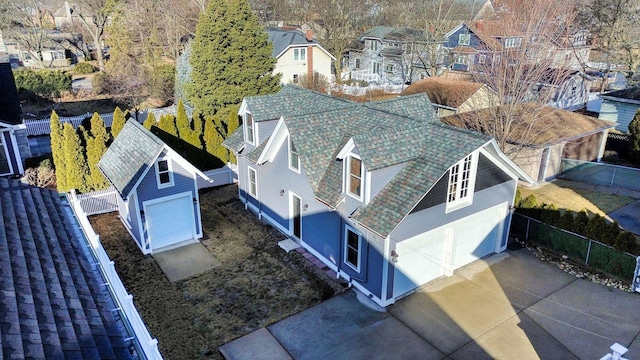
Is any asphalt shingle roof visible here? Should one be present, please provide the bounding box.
[364,94,439,122]
[603,86,640,102]
[401,78,486,108]
[98,120,164,198]
[0,178,132,359]
[222,127,245,153]
[266,28,318,58]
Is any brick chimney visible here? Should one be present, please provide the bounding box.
[305,29,313,42]
[307,45,313,84]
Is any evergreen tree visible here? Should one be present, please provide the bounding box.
[87,113,110,190]
[629,109,640,164]
[49,111,67,192]
[158,114,178,137]
[204,116,226,162]
[191,115,204,150]
[111,107,126,138]
[143,112,157,130]
[175,100,191,139]
[174,41,192,106]
[186,0,280,117]
[62,123,90,193]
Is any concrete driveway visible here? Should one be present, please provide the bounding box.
[219,249,640,360]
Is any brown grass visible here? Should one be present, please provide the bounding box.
[90,184,346,359]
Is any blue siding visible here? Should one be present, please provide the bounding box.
[445,25,484,50]
[135,150,200,239]
[599,100,639,133]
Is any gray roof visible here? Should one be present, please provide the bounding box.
[244,85,355,122]
[365,94,440,122]
[98,120,164,198]
[360,26,428,42]
[0,178,133,359]
[602,86,640,102]
[266,28,318,58]
[222,127,246,153]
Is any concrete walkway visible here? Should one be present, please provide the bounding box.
[219,249,640,360]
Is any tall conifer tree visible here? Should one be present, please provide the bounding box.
[49,111,67,192]
[111,107,126,138]
[143,112,157,130]
[186,0,280,117]
[62,123,90,193]
[87,113,110,190]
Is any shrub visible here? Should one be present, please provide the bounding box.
[614,232,639,254]
[23,159,56,188]
[585,215,610,244]
[519,194,538,208]
[629,109,640,164]
[572,211,589,234]
[539,204,560,226]
[92,72,109,94]
[556,212,575,231]
[514,189,522,206]
[73,62,96,74]
[13,68,72,100]
[150,64,176,103]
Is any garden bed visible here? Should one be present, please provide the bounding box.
[90,184,346,359]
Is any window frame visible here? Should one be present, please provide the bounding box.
[369,39,378,51]
[293,48,306,61]
[293,74,299,84]
[458,33,471,46]
[344,225,362,272]
[355,58,361,69]
[346,155,363,201]
[446,153,476,212]
[245,112,254,144]
[372,62,381,74]
[385,63,395,73]
[155,158,174,189]
[504,37,522,48]
[288,139,300,173]
[247,167,258,197]
[478,54,486,64]
[454,54,468,64]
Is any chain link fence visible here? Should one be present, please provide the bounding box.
[510,213,637,281]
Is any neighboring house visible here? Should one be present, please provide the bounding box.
[443,105,615,183]
[0,56,31,176]
[546,27,590,71]
[223,85,532,307]
[344,26,442,85]
[536,69,593,111]
[599,86,640,133]
[444,22,501,72]
[0,178,134,359]
[401,77,497,116]
[98,120,212,254]
[266,28,335,86]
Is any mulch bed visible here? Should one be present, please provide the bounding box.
[90,184,347,359]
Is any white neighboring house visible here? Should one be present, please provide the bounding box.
[266,28,335,86]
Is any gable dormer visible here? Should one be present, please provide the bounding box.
[244,111,254,145]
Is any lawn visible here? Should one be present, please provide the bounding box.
[518,179,635,216]
[90,184,346,359]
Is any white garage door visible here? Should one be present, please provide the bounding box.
[393,202,506,298]
[145,194,195,251]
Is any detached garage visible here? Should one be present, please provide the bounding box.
[98,120,212,254]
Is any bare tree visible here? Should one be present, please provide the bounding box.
[447,0,578,159]
[0,0,60,67]
[70,0,120,71]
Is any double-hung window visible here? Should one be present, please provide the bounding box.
[447,153,475,211]
[289,139,300,172]
[369,40,378,51]
[459,33,471,46]
[248,167,257,197]
[347,156,363,199]
[294,48,306,61]
[155,159,174,188]
[344,226,361,271]
[245,113,254,144]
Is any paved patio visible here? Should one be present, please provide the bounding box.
[219,249,640,360]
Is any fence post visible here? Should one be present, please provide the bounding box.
[586,240,592,265]
[610,167,616,188]
[525,218,530,242]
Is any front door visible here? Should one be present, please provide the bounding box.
[290,193,302,239]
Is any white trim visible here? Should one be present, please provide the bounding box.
[343,225,362,273]
[381,235,390,304]
[336,138,355,159]
[245,111,255,145]
[345,154,364,201]
[257,116,288,164]
[155,158,174,189]
[445,22,467,39]
[8,129,23,174]
[445,152,478,213]
[192,170,203,238]
[274,43,337,61]
[293,47,307,62]
[338,269,386,307]
[0,130,14,176]
[288,138,300,173]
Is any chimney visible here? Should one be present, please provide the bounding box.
[307,45,313,84]
[476,21,483,32]
[305,29,313,42]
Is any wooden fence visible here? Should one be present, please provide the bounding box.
[67,191,163,360]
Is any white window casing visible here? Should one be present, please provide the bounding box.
[446,153,477,212]
[245,112,254,144]
[346,155,363,201]
[294,48,306,61]
[248,167,257,197]
[155,158,174,189]
[289,139,300,173]
[344,225,362,272]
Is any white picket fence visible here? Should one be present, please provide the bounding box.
[73,186,119,215]
[67,191,163,360]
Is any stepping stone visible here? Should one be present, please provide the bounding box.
[278,239,300,253]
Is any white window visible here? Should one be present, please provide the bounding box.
[289,139,300,172]
[347,156,363,199]
[369,40,378,51]
[52,51,65,60]
[478,54,486,64]
[248,167,257,197]
[245,113,254,144]
[355,58,361,69]
[504,37,522,48]
[344,226,361,271]
[447,153,476,211]
[454,54,468,64]
[155,159,174,189]
[385,64,395,73]
[459,33,471,46]
[372,62,381,74]
[294,48,306,61]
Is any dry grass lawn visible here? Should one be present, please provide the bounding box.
[518,179,635,216]
[90,184,346,359]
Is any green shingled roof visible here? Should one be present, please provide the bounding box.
[245,85,355,122]
[365,94,439,122]
[98,120,164,198]
[222,127,245,153]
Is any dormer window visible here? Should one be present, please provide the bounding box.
[504,37,522,48]
[155,159,174,189]
[446,153,476,212]
[347,156,363,199]
[289,139,300,172]
[245,113,254,144]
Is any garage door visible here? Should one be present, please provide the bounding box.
[145,194,195,251]
[393,202,506,298]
